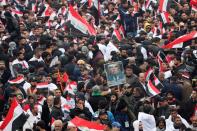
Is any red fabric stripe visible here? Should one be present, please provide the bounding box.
[51,117,55,125]
[148,80,160,94]
[159,0,164,11]
[165,12,170,23]
[9,76,24,83]
[145,68,153,81]
[45,5,53,16]
[114,29,122,41]
[192,5,197,11]
[71,117,106,130]
[69,5,96,35]
[37,82,48,86]
[190,0,197,5]
[162,31,197,49]
[0,98,18,129]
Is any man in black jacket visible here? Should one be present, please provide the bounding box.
[69,95,92,120]
[51,97,64,120]
[41,95,54,130]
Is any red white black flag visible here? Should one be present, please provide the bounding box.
[159,0,169,12]
[68,5,96,36]
[162,31,197,49]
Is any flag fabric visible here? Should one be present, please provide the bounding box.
[0,0,7,6]
[51,117,55,125]
[64,81,77,95]
[68,5,96,36]
[142,0,152,11]
[24,0,29,7]
[190,0,197,6]
[49,11,57,20]
[119,25,125,38]
[146,74,161,97]
[32,3,37,12]
[57,6,67,16]
[159,0,169,12]
[160,12,170,24]
[145,67,154,82]
[36,82,48,89]
[63,72,69,83]
[62,104,72,113]
[68,117,106,131]
[0,98,28,131]
[162,31,197,49]
[89,0,100,26]
[41,4,53,17]
[159,22,166,34]
[88,0,100,11]
[112,29,122,41]
[191,5,197,12]
[45,20,52,28]
[37,96,46,105]
[157,51,169,72]
[8,76,24,84]
[11,7,23,17]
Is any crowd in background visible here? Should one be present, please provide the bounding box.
[0,0,197,131]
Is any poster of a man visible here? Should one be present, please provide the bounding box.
[104,61,126,87]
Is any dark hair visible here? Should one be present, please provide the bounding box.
[175,55,181,62]
[77,82,85,92]
[36,120,46,129]
[53,97,61,106]
[98,100,108,109]
[17,52,23,57]
[125,65,133,70]
[156,117,166,127]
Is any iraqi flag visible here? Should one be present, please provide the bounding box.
[37,96,46,105]
[31,1,38,13]
[88,0,100,26]
[11,7,23,17]
[62,104,72,113]
[162,31,197,49]
[0,98,28,131]
[112,29,122,41]
[146,75,161,97]
[36,82,48,89]
[142,0,152,11]
[119,25,125,38]
[68,5,96,36]
[157,51,169,72]
[88,0,100,12]
[64,81,77,95]
[160,12,170,24]
[145,68,154,82]
[159,0,169,12]
[36,83,49,99]
[41,4,53,17]
[68,117,106,131]
[57,6,67,16]
[8,76,24,84]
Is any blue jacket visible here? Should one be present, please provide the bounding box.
[115,112,131,131]
[118,6,143,33]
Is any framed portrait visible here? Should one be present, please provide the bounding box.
[104,61,126,87]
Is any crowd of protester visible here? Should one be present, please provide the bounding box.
[0,0,197,131]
